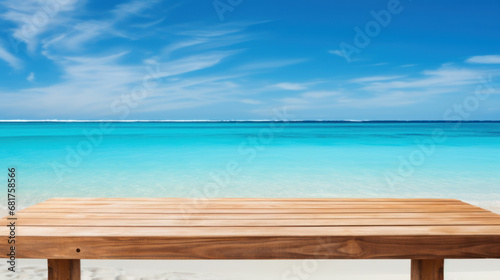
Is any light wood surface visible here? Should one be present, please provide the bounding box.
[1,198,500,260]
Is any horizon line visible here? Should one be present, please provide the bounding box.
[0,119,500,123]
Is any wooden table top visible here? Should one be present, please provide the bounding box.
[2,198,500,259]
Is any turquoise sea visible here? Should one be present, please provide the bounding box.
[1,121,499,211]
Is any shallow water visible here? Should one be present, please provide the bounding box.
[0,121,499,210]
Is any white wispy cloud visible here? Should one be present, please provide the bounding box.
[279,97,310,105]
[161,28,252,58]
[130,74,248,114]
[169,21,269,38]
[466,55,500,64]
[360,66,484,92]
[301,91,340,98]
[0,36,246,117]
[240,99,261,104]
[112,0,159,19]
[0,1,302,118]
[273,83,307,90]
[0,9,285,118]
[27,72,35,82]
[328,49,359,62]
[172,27,244,38]
[0,44,21,69]
[1,0,79,52]
[275,63,500,113]
[237,59,306,71]
[350,75,405,83]
[158,51,238,77]
[130,17,166,28]
[328,50,345,58]
[335,91,420,108]
[0,53,234,118]
[43,21,116,51]
[277,90,340,111]
[39,0,164,53]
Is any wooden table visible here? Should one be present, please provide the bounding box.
[2,198,500,280]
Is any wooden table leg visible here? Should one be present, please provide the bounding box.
[411,259,444,280]
[48,259,81,280]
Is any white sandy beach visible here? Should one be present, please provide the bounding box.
[2,259,500,280]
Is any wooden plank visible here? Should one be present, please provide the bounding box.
[411,259,444,280]
[33,203,470,211]
[2,225,500,237]
[31,201,478,207]
[1,198,499,262]
[2,235,499,259]
[45,197,463,202]
[48,259,80,280]
[18,206,487,214]
[37,200,467,206]
[4,217,500,227]
[33,202,470,209]
[23,199,483,208]
[10,212,500,220]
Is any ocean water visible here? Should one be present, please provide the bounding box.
[1,121,499,211]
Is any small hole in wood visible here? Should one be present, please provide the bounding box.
[76,248,81,253]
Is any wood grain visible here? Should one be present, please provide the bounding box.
[18,206,487,214]
[411,259,444,280]
[3,225,500,237]
[4,217,500,227]
[1,235,499,259]
[45,197,463,202]
[35,200,468,207]
[48,259,80,280]
[10,212,499,219]
[1,198,500,260]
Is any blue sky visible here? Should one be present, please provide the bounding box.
[0,0,499,120]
